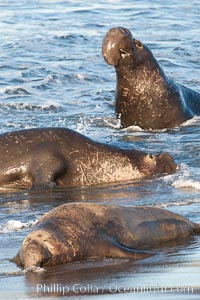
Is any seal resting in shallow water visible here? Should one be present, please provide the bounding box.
[102,27,200,129]
[0,127,176,192]
[14,202,200,268]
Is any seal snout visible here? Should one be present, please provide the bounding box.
[156,153,177,174]
[20,240,51,269]
[102,27,133,66]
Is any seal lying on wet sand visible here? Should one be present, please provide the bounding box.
[14,202,200,269]
[0,127,176,192]
[102,27,200,129]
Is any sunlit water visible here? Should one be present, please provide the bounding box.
[0,0,200,299]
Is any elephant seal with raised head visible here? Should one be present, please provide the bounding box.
[102,27,200,129]
[14,202,200,269]
[0,127,176,192]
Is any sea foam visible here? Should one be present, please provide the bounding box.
[172,179,200,190]
[170,163,200,191]
[0,219,37,233]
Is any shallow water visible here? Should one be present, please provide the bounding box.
[0,0,200,299]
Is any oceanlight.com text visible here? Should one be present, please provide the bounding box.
[36,283,194,295]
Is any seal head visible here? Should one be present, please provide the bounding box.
[102,27,155,69]
[126,150,177,177]
[15,240,52,269]
[102,27,134,66]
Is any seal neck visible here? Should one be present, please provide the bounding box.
[115,48,168,103]
[116,46,166,87]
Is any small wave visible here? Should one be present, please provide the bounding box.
[73,116,119,138]
[91,116,119,129]
[0,270,25,278]
[180,115,200,127]
[120,116,200,132]
[4,86,31,95]
[31,74,61,88]
[172,179,200,190]
[75,73,103,83]
[24,266,45,273]
[116,114,144,132]
[56,34,88,42]
[0,219,37,233]
[168,163,200,191]
[121,123,169,133]
[156,198,200,209]
[0,266,45,277]
[121,125,144,132]
[75,73,86,81]
[0,102,61,112]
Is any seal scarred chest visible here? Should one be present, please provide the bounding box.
[102,27,200,129]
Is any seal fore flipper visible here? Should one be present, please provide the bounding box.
[30,149,68,188]
[96,237,154,260]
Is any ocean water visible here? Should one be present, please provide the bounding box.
[0,0,200,299]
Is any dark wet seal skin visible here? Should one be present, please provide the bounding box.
[102,27,200,130]
[0,127,176,192]
[13,202,200,269]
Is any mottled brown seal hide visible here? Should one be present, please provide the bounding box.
[14,203,200,269]
[0,127,176,192]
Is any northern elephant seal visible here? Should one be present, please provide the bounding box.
[14,202,200,269]
[0,127,176,192]
[102,27,200,129]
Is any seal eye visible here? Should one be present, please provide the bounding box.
[119,48,129,58]
[134,40,143,49]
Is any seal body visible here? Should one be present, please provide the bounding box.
[14,203,200,268]
[102,27,200,129]
[0,127,176,192]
